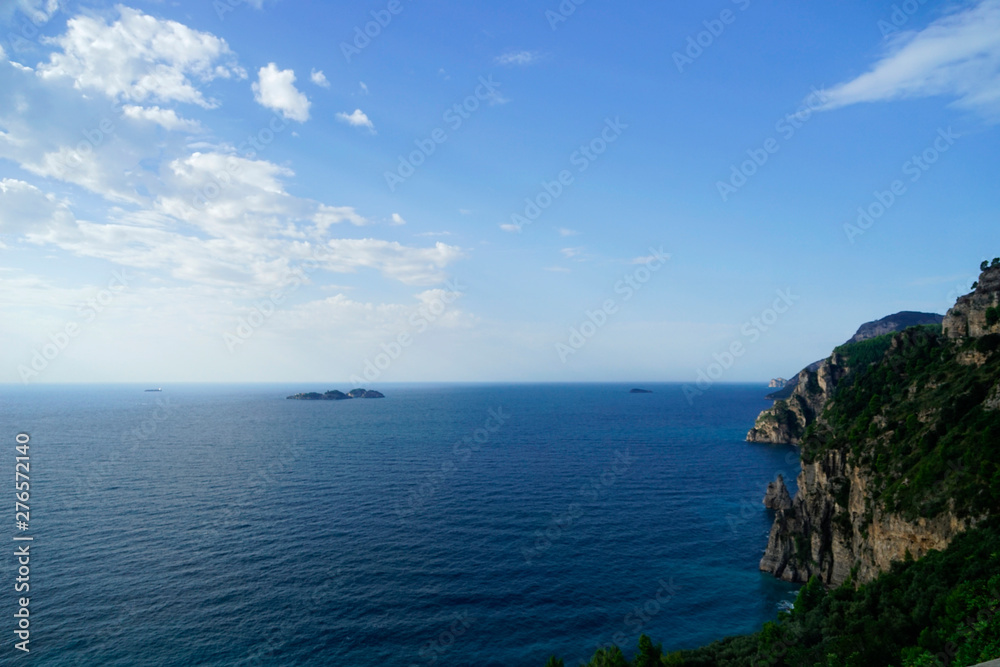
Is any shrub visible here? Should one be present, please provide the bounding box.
[977,333,1000,354]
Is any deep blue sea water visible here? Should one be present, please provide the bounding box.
[3,383,800,666]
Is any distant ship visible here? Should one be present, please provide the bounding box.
[145,388,162,392]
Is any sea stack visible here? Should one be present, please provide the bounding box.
[763,474,792,510]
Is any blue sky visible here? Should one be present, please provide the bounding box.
[1,0,999,384]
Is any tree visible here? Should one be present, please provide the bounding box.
[587,646,629,667]
[634,635,665,667]
[545,657,565,667]
[973,281,979,290]
[986,307,1000,327]
[993,257,1000,267]
[982,260,990,271]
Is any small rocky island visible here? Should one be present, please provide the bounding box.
[287,388,385,400]
[629,388,653,393]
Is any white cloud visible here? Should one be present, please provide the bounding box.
[391,213,406,226]
[253,63,311,122]
[336,109,375,133]
[10,0,59,25]
[560,246,585,258]
[359,81,369,94]
[122,105,201,132]
[324,239,464,285]
[2,174,462,288]
[544,266,571,273]
[314,204,369,230]
[310,68,329,88]
[500,223,522,233]
[817,0,1000,117]
[38,6,244,108]
[495,51,540,66]
[557,227,578,237]
[0,178,75,236]
[0,44,6,63]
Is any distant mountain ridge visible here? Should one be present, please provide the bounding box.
[764,311,944,401]
[847,310,944,343]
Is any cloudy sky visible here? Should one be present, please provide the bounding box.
[2,0,999,384]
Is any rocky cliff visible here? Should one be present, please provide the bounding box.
[762,474,792,510]
[848,311,943,343]
[757,266,1000,587]
[943,264,1000,339]
[760,447,973,585]
[760,312,942,403]
[746,355,849,444]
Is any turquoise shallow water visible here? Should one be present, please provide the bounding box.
[3,383,800,665]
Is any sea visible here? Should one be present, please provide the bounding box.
[3,383,801,666]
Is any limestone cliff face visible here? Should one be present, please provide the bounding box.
[759,449,972,586]
[763,474,792,510]
[943,265,1000,339]
[746,355,849,444]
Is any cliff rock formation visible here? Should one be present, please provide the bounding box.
[848,311,943,343]
[943,264,1000,339]
[763,474,792,510]
[758,267,1000,587]
[746,355,849,444]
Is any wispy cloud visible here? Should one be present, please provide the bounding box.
[560,246,586,259]
[310,69,330,88]
[816,0,1000,118]
[391,213,406,226]
[557,227,579,237]
[336,109,376,133]
[495,50,540,66]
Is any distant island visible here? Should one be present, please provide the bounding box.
[286,388,385,400]
[629,388,652,393]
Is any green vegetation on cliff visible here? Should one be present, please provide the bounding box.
[664,520,1000,667]
[544,319,1000,666]
[805,325,1000,522]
